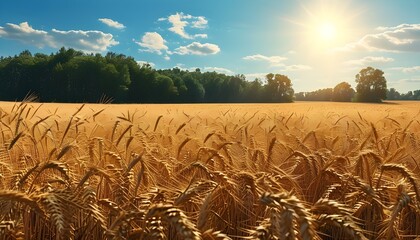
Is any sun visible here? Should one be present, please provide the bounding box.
[318,22,336,41]
[286,1,362,51]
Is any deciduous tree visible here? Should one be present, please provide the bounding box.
[355,67,387,102]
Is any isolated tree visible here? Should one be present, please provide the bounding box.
[332,82,354,102]
[355,67,387,102]
[265,73,294,102]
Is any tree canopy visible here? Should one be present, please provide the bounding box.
[387,88,420,100]
[355,67,387,102]
[265,73,294,102]
[332,82,355,102]
[0,48,295,103]
[2,49,419,103]
[296,67,418,102]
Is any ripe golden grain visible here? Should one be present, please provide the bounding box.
[0,101,419,239]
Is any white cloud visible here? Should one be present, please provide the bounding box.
[170,64,232,75]
[135,32,168,55]
[284,65,312,71]
[194,34,208,39]
[174,42,220,55]
[0,22,118,52]
[98,18,126,29]
[168,12,191,39]
[345,56,395,66]
[174,63,185,68]
[390,66,420,73]
[243,54,310,72]
[192,16,208,29]
[0,22,51,47]
[203,67,234,75]
[50,29,119,52]
[164,55,170,61]
[375,24,415,31]
[243,54,287,66]
[162,12,208,39]
[343,23,420,52]
[136,61,155,68]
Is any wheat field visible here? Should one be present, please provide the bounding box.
[0,100,419,240]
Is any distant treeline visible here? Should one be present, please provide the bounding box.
[386,88,420,100]
[295,88,420,101]
[0,48,295,103]
[1,48,417,103]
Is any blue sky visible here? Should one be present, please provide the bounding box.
[1,0,419,92]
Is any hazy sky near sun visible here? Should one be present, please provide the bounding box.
[0,0,419,92]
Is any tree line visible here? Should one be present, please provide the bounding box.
[387,88,420,100]
[296,67,419,102]
[0,48,294,103]
[296,87,420,101]
[0,48,418,103]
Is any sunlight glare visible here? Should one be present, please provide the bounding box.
[318,22,336,41]
[287,1,362,52]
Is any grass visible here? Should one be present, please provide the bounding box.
[0,101,419,239]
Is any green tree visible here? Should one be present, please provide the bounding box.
[387,88,401,100]
[355,67,387,102]
[222,75,245,102]
[153,74,178,102]
[414,90,420,100]
[243,78,263,103]
[264,73,294,102]
[128,63,156,103]
[183,74,205,102]
[306,88,333,101]
[332,82,354,102]
[0,50,35,100]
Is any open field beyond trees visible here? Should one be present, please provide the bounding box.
[0,101,420,239]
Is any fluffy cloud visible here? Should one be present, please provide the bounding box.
[50,29,119,52]
[0,22,51,47]
[135,32,168,55]
[203,67,234,75]
[168,13,190,39]
[136,61,155,68]
[0,22,118,52]
[170,65,233,75]
[244,73,268,81]
[345,56,395,66]
[192,16,208,29]
[194,34,208,39]
[98,18,126,29]
[161,12,208,39]
[174,42,220,55]
[344,23,420,52]
[243,54,287,66]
